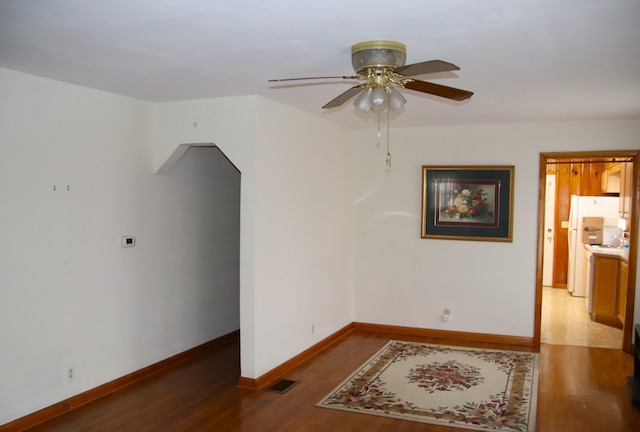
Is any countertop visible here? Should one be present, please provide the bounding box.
[584,244,629,262]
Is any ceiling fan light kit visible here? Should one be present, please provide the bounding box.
[322,40,472,112]
[268,39,473,112]
[268,40,473,167]
[349,41,408,113]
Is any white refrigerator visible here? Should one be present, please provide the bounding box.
[566,195,619,297]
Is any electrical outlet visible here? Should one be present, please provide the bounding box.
[442,308,452,322]
[311,324,315,335]
[66,366,76,383]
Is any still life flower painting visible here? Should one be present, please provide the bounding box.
[421,166,514,242]
[436,180,498,226]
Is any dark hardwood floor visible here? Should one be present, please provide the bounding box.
[16,330,640,431]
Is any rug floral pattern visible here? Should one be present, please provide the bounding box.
[316,340,539,432]
[406,360,484,393]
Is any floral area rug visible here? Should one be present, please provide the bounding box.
[316,340,539,431]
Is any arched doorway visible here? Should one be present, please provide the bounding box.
[166,145,241,354]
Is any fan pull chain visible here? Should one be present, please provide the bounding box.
[377,111,381,146]
[375,110,391,168]
[386,108,391,168]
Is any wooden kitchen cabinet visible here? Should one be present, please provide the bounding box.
[601,163,621,193]
[591,254,621,328]
[619,162,632,219]
[618,260,628,325]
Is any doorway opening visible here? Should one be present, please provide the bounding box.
[536,151,639,353]
[167,145,241,365]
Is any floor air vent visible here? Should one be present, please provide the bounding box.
[266,379,299,394]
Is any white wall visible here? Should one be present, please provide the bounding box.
[353,120,640,336]
[2,64,639,426]
[0,69,241,425]
[252,97,355,377]
[156,96,355,379]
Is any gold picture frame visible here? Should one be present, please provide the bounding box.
[421,165,515,242]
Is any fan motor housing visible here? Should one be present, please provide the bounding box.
[351,41,407,73]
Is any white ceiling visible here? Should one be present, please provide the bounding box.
[1,0,639,129]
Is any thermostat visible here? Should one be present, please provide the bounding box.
[121,235,136,248]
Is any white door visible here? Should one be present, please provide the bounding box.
[542,174,556,286]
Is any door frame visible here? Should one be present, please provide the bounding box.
[534,150,639,353]
[542,173,556,286]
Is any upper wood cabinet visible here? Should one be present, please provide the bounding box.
[601,163,621,193]
[595,160,632,219]
[620,162,633,220]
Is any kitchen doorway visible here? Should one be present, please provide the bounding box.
[535,151,639,353]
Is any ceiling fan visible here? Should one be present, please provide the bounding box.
[269,40,473,113]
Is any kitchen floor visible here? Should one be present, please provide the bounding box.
[541,286,623,349]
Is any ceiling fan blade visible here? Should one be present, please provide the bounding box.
[268,75,359,82]
[403,79,473,101]
[322,85,366,109]
[394,60,460,77]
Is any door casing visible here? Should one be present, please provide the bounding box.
[535,151,639,353]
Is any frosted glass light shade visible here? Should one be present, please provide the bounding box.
[353,89,372,112]
[353,85,406,113]
[387,88,407,111]
[371,86,388,112]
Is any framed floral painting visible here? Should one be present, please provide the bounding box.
[421,165,514,242]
